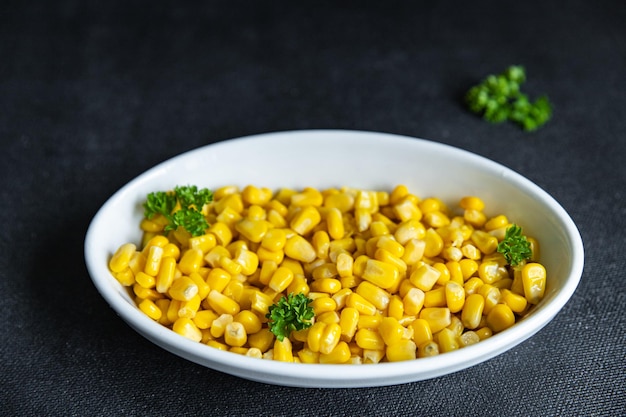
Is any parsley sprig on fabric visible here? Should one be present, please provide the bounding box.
[266,293,315,341]
[143,185,213,237]
[465,65,552,131]
[496,224,533,267]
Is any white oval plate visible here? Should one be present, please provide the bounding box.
[84,130,584,388]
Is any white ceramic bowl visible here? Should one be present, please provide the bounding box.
[84,130,584,388]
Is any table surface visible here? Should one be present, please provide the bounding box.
[2,1,625,416]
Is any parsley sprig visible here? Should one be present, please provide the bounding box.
[465,65,552,131]
[143,185,213,237]
[496,224,533,267]
[266,293,315,341]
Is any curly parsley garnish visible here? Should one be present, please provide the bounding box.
[266,293,315,341]
[497,224,533,267]
[143,185,213,237]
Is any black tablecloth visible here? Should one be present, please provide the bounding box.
[2,1,625,416]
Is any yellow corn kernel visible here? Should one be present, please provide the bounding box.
[205,267,231,293]
[470,230,499,255]
[330,288,351,310]
[218,255,243,276]
[410,318,432,346]
[375,235,404,258]
[369,220,390,237]
[388,184,409,205]
[464,276,484,295]
[353,208,371,232]
[437,328,460,353]
[193,309,218,329]
[260,228,286,252]
[447,315,464,337]
[394,219,426,245]
[207,290,240,316]
[319,322,342,355]
[207,222,233,246]
[286,274,309,296]
[283,235,316,263]
[355,281,391,311]
[464,209,487,228]
[113,266,135,287]
[135,271,156,289]
[216,206,243,228]
[475,326,493,340]
[445,281,465,313]
[522,262,547,304]
[418,197,441,213]
[423,211,451,228]
[478,260,508,284]
[393,197,422,222]
[188,233,217,254]
[203,245,230,268]
[424,287,446,308]
[339,307,360,342]
[333,253,352,279]
[441,246,463,262]
[207,340,229,351]
[138,298,162,321]
[267,266,294,293]
[423,228,444,258]
[361,258,400,290]
[354,328,385,351]
[166,299,182,323]
[501,288,528,313]
[433,262,451,285]
[325,207,344,240]
[273,337,294,362]
[418,340,440,358]
[459,196,485,211]
[241,185,272,206]
[222,280,244,304]
[402,239,426,265]
[224,322,247,347]
[140,218,164,233]
[172,317,202,342]
[478,284,501,315]
[297,347,321,364]
[319,341,351,364]
[209,313,233,338]
[133,284,162,301]
[234,247,259,276]
[141,235,169,255]
[311,262,338,280]
[409,263,441,292]
[386,339,417,362]
[232,310,262,335]
[378,317,410,346]
[459,331,481,347]
[461,244,482,261]
[486,303,516,333]
[235,218,269,243]
[310,278,342,294]
[357,312,382,330]
[459,258,479,280]
[484,214,509,231]
[143,245,164,276]
[109,243,137,273]
[178,248,204,275]
[316,311,339,325]
[249,290,274,316]
[401,287,425,316]
[244,328,272,353]
[155,299,172,325]
[374,248,407,275]
[462,293,485,329]
[311,296,337,315]
[323,191,353,212]
[178,294,201,318]
[306,322,326,353]
[419,307,452,334]
[446,261,464,285]
[168,275,198,301]
[291,187,323,207]
[346,292,377,316]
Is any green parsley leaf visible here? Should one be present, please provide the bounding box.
[496,224,533,267]
[266,293,315,341]
[465,65,552,132]
[142,185,213,237]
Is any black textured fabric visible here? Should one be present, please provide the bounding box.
[1,1,625,416]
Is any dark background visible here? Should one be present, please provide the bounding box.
[2,1,625,416]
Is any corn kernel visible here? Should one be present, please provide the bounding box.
[206,267,231,293]
[224,322,247,347]
[486,303,516,333]
[273,337,294,362]
[138,298,162,321]
[501,288,528,313]
[311,296,337,315]
[418,340,440,357]
[310,278,342,294]
[355,328,385,350]
[386,339,417,362]
[283,235,316,263]
[109,243,137,273]
[173,317,202,342]
[419,307,452,333]
[178,294,201,318]
[445,281,465,313]
[410,319,432,346]
[193,310,218,329]
[409,263,441,292]
[319,341,351,364]
[423,228,443,258]
[268,266,294,293]
[522,262,547,304]
[207,290,240,316]
[437,328,460,353]
[459,259,479,280]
